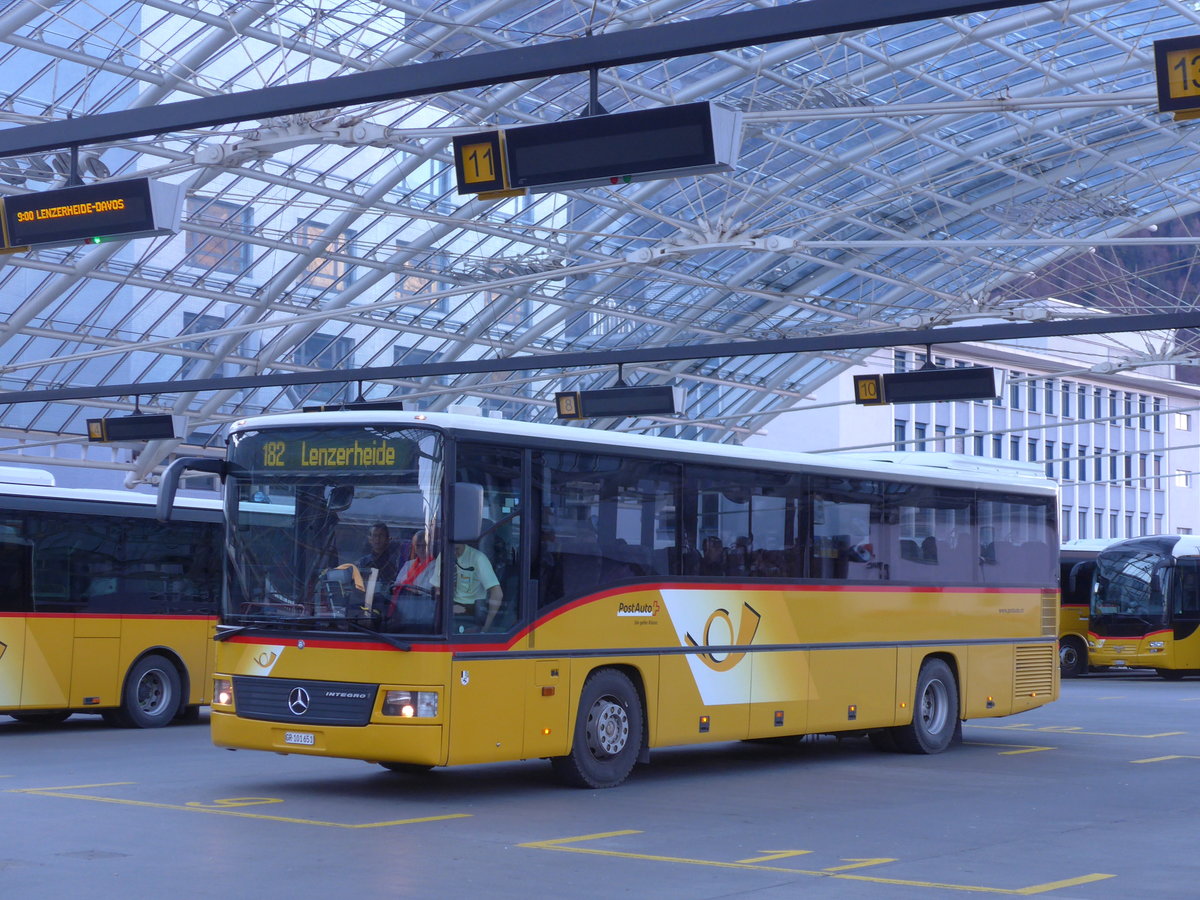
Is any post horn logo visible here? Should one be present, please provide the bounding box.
[254,650,278,668]
[0,640,6,661]
[685,602,761,671]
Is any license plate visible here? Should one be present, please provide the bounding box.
[284,731,315,746]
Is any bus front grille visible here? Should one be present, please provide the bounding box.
[1013,644,1055,699]
[232,675,376,726]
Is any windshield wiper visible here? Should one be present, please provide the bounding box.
[343,618,411,651]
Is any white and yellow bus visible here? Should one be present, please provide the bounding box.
[1088,535,1200,679]
[0,469,221,727]
[1058,538,1117,678]
[161,411,1059,787]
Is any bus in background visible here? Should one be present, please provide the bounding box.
[1058,538,1116,678]
[1089,535,1200,680]
[0,467,222,726]
[161,411,1060,788]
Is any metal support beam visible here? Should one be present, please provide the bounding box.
[0,0,1035,158]
[0,310,1197,406]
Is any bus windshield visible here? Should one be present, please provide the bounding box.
[224,424,443,634]
[1091,550,1168,631]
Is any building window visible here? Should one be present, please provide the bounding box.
[1062,508,1071,542]
[1153,398,1163,432]
[894,420,907,450]
[1110,513,1117,537]
[299,220,356,291]
[1125,514,1133,538]
[954,427,966,455]
[1140,514,1148,536]
[935,424,947,452]
[914,423,927,450]
[1078,510,1087,539]
[1095,511,1103,538]
[1062,443,1072,481]
[394,246,450,312]
[185,197,252,274]
[894,350,907,373]
[1139,395,1148,429]
[1094,388,1104,419]
[992,435,1002,458]
[1027,439,1038,462]
[1045,441,1055,478]
[1094,449,1103,482]
[291,332,353,403]
[1045,380,1055,415]
[1176,470,1191,489]
[1181,527,1193,535]
[1028,379,1038,412]
[1010,437,1020,461]
[1062,382,1072,417]
[973,434,984,456]
[1176,412,1191,431]
[1009,374,1022,409]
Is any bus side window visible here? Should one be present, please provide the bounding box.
[1176,561,1200,618]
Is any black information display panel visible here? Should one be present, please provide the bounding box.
[504,102,716,189]
[3,178,155,248]
[883,367,997,403]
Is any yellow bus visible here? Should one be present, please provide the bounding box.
[1088,535,1200,679]
[1058,539,1115,678]
[0,468,222,727]
[161,411,1059,787]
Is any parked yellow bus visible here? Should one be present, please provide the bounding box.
[0,468,221,726]
[1088,535,1200,679]
[1058,539,1115,677]
[162,411,1059,787]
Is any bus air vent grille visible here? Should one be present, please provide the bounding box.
[1013,644,1055,699]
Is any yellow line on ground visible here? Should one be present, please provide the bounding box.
[10,786,469,828]
[969,724,1184,738]
[518,833,1114,894]
[737,850,813,863]
[964,742,1054,755]
[1130,755,1200,764]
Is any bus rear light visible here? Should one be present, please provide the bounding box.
[383,690,438,718]
[213,678,234,708]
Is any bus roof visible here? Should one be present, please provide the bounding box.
[0,479,221,512]
[230,410,1058,496]
[1097,534,1200,559]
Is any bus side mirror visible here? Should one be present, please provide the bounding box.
[451,483,484,544]
[156,456,227,522]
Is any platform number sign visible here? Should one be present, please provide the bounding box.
[853,374,886,406]
[1154,36,1200,115]
[452,130,507,194]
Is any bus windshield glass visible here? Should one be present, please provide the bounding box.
[1091,550,1168,631]
[224,425,443,634]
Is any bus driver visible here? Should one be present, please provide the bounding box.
[429,541,502,632]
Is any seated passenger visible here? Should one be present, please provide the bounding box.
[392,529,434,594]
[430,541,502,632]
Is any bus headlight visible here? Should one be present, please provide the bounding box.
[383,690,438,718]
[213,678,234,708]
[1148,641,1165,649]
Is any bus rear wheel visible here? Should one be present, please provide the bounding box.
[110,654,181,728]
[551,668,643,789]
[893,658,959,754]
[1059,638,1088,678]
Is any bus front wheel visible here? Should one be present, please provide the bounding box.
[893,658,959,754]
[1059,638,1088,678]
[551,668,643,789]
[110,654,181,728]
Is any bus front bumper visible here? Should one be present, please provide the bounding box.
[211,710,444,766]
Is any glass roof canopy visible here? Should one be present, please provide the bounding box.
[0,0,1198,487]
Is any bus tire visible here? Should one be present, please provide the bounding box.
[893,658,959,755]
[551,668,643,789]
[10,712,71,725]
[1156,668,1185,681]
[112,654,181,728]
[1059,637,1088,678]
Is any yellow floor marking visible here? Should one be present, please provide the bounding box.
[969,724,1184,738]
[737,850,812,863]
[964,742,1054,755]
[1130,755,1200,764]
[519,832,1114,894]
[824,858,897,872]
[9,784,469,828]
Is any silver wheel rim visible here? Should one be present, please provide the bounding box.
[136,667,171,716]
[585,695,629,758]
[1060,644,1078,669]
[919,678,949,735]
